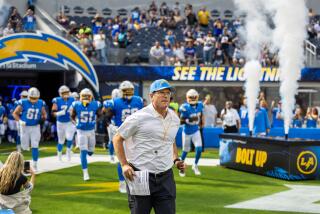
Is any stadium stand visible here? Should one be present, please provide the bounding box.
[3,0,319,67]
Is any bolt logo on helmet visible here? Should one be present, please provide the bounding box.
[186,89,199,105]
[80,88,93,106]
[59,85,70,99]
[119,81,134,99]
[111,88,121,99]
[28,87,40,103]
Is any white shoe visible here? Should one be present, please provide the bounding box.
[119,181,127,193]
[83,169,90,181]
[192,164,201,175]
[179,170,186,177]
[66,149,72,161]
[57,151,62,161]
[33,162,38,172]
[110,155,116,164]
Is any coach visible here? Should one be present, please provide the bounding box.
[113,79,186,214]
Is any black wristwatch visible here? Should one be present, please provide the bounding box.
[173,158,181,165]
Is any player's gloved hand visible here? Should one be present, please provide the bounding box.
[56,109,66,116]
[19,120,26,127]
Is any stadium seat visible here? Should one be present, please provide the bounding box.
[63,5,70,14]
[211,9,220,18]
[87,7,97,15]
[117,8,128,16]
[102,8,112,16]
[73,6,84,14]
[224,10,233,18]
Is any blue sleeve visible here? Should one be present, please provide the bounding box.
[18,100,25,111]
[71,101,77,109]
[18,99,23,106]
[52,98,57,104]
[179,104,188,118]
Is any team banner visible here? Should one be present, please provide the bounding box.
[219,134,320,180]
[0,32,99,92]
[95,65,320,82]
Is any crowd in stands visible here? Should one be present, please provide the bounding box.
[0,5,37,37]
[307,8,320,40]
[4,2,316,66]
[57,1,282,66]
[180,91,320,129]
[307,8,320,56]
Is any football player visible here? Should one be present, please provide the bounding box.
[71,92,80,101]
[104,88,121,163]
[179,89,204,176]
[52,85,75,161]
[6,98,17,144]
[13,91,29,152]
[71,88,101,181]
[0,96,7,144]
[102,81,143,193]
[13,87,47,171]
[239,97,249,128]
[71,91,80,148]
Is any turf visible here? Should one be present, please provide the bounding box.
[30,163,316,214]
[0,141,111,162]
[1,142,320,214]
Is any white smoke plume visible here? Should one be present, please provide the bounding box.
[234,0,271,131]
[265,0,308,134]
[243,61,261,131]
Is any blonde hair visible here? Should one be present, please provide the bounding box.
[0,152,24,194]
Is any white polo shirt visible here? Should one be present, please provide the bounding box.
[117,104,180,174]
[221,108,240,127]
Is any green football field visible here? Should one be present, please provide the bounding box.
[1,142,319,214]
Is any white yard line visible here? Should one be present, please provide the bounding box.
[30,154,220,174]
[226,184,320,213]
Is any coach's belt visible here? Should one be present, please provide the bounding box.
[148,169,171,178]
